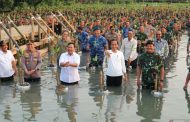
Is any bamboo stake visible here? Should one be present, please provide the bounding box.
[36,14,58,39]
[8,22,13,50]
[31,18,34,41]
[7,17,27,41]
[51,12,67,29]
[58,11,76,32]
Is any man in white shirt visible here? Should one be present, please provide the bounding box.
[120,30,138,69]
[0,40,17,82]
[103,40,127,86]
[154,31,169,60]
[59,43,80,85]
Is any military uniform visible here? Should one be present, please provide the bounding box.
[88,35,108,67]
[135,32,148,54]
[105,32,118,49]
[138,52,163,88]
[78,31,89,52]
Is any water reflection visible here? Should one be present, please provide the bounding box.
[20,82,42,121]
[56,84,79,122]
[105,87,123,122]
[184,90,190,114]
[136,89,163,122]
[0,81,15,121]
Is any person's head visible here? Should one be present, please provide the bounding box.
[161,27,167,34]
[77,26,83,33]
[145,40,155,53]
[128,30,133,40]
[95,19,101,26]
[110,40,118,51]
[110,26,115,33]
[26,41,34,51]
[125,21,130,27]
[93,27,101,37]
[67,43,75,55]
[139,25,145,33]
[62,30,69,40]
[80,20,85,27]
[0,40,8,52]
[156,31,162,40]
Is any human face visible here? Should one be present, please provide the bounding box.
[94,30,101,37]
[111,41,118,51]
[62,32,69,40]
[67,44,75,55]
[156,31,162,40]
[1,43,8,52]
[146,44,155,53]
[27,43,34,51]
[128,31,133,40]
[139,26,144,33]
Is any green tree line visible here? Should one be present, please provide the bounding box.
[0,0,189,12]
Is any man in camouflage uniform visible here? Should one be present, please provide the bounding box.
[88,27,108,67]
[137,40,164,90]
[135,26,148,54]
[105,26,119,49]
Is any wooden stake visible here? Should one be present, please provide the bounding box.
[7,17,27,41]
[58,11,76,32]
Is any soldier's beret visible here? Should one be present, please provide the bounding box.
[146,40,154,46]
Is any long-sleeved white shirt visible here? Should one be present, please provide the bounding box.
[120,37,138,61]
[59,52,80,83]
[103,50,126,77]
[0,50,15,78]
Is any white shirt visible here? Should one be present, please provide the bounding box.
[0,50,15,78]
[103,50,126,77]
[59,52,80,83]
[120,37,138,61]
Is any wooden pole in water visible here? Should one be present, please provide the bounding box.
[38,23,41,42]
[31,18,34,41]
[7,17,28,41]
[8,22,13,50]
[58,11,76,32]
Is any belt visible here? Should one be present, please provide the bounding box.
[60,81,78,85]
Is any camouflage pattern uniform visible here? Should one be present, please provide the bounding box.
[88,35,108,67]
[135,32,148,54]
[138,52,163,88]
[78,31,89,52]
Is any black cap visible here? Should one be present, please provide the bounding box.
[93,26,101,32]
[0,40,6,46]
[146,40,154,46]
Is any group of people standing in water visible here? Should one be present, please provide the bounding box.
[0,6,190,93]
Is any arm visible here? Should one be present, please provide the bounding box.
[35,51,42,70]
[136,65,142,88]
[164,41,169,59]
[121,52,127,80]
[12,60,17,75]
[68,55,80,67]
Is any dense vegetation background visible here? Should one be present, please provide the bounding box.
[0,0,189,12]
